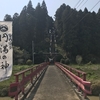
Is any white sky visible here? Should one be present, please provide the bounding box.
[0,0,100,21]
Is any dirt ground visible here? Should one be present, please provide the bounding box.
[0,97,12,100]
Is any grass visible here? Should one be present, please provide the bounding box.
[0,64,36,97]
[0,97,13,100]
[0,65,35,88]
[70,64,100,82]
[1,63,100,99]
[68,64,100,98]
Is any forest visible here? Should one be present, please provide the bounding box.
[3,0,100,64]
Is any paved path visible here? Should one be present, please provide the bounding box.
[26,65,80,100]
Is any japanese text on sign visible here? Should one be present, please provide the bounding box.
[0,21,13,82]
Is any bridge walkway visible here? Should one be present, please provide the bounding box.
[25,65,80,100]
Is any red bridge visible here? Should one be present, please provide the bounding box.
[9,62,91,100]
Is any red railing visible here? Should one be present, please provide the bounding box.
[55,62,91,99]
[60,63,87,81]
[9,62,49,100]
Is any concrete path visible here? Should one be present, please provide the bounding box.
[26,65,80,100]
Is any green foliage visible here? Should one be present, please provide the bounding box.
[60,59,65,63]
[85,54,99,64]
[17,59,24,65]
[4,14,13,21]
[57,46,66,58]
[64,58,70,64]
[26,59,33,65]
[76,55,82,65]
[4,0,53,60]
[60,58,70,64]
[55,54,63,62]
[0,88,8,97]
[34,51,45,64]
[71,64,100,96]
[0,65,33,96]
[55,4,100,63]
[91,81,100,96]
[4,1,100,63]
[86,61,92,65]
[13,46,30,64]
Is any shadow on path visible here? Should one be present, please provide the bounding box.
[21,67,48,100]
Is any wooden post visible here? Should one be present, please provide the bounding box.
[15,95,18,100]
[83,92,87,99]
[15,75,19,100]
[31,68,33,83]
[78,72,80,92]
[99,94,100,100]
[15,75,19,82]
[22,73,25,94]
[83,73,86,81]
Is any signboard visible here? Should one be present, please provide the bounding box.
[0,21,13,82]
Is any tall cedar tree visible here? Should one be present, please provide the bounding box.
[55,4,100,63]
[4,0,54,63]
[4,1,100,63]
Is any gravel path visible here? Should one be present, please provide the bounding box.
[26,65,80,100]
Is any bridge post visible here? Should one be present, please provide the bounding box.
[78,72,80,77]
[15,75,19,100]
[22,73,25,94]
[15,95,18,100]
[78,72,80,92]
[36,66,37,78]
[70,68,72,72]
[15,75,19,82]
[55,62,91,99]
[83,92,87,99]
[83,73,86,81]
[31,68,33,83]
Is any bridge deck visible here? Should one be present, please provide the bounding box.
[25,65,80,100]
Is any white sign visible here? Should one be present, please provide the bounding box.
[0,21,13,82]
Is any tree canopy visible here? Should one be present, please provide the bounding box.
[4,1,100,64]
[55,4,100,63]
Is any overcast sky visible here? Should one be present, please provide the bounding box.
[0,0,100,21]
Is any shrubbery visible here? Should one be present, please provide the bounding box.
[60,59,65,63]
[91,81,100,96]
[60,58,70,64]
[76,55,82,65]
[17,59,24,65]
[0,87,8,97]
[26,59,33,65]
[13,46,30,65]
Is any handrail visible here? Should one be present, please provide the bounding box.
[9,62,49,100]
[58,62,87,81]
[55,62,91,99]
